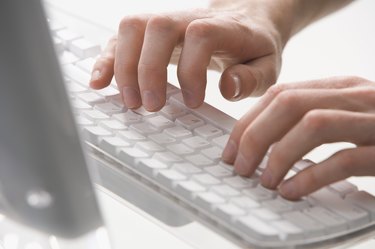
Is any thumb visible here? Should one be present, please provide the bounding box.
[219,54,279,101]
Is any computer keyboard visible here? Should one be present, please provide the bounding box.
[50,20,375,249]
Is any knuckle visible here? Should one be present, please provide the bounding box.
[274,91,299,107]
[119,15,146,33]
[265,84,286,99]
[301,110,328,134]
[147,15,176,32]
[185,20,214,40]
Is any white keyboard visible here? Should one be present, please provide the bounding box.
[50,20,375,249]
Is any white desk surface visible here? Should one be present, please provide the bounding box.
[47,0,375,248]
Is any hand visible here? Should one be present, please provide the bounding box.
[222,76,375,200]
[89,0,295,111]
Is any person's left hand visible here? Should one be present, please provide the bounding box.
[222,76,375,200]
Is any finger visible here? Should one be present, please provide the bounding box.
[264,110,375,189]
[177,18,260,108]
[115,15,149,109]
[138,15,183,111]
[219,54,279,101]
[90,36,117,89]
[222,76,373,164]
[279,146,375,200]
[235,88,375,178]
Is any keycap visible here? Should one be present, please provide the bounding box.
[55,29,82,46]
[95,102,123,115]
[75,116,94,126]
[99,136,130,157]
[66,82,86,93]
[130,123,159,135]
[194,124,223,140]
[136,141,164,153]
[215,204,246,222]
[138,158,169,178]
[149,133,176,145]
[164,126,192,139]
[252,208,281,221]
[71,99,91,110]
[303,206,347,234]
[192,174,221,185]
[159,104,187,120]
[230,196,260,210]
[156,169,187,188]
[186,154,213,167]
[118,147,149,166]
[243,185,277,202]
[212,134,230,148]
[166,143,194,155]
[175,181,206,199]
[310,189,369,229]
[48,20,65,34]
[328,180,358,198]
[99,120,127,131]
[82,126,112,145]
[118,130,145,142]
[132,106,156,117]
[176,114,205,130]
[346,191,375,220]
[113,112,142,125]
[153,151,183,164]
[172,163,201,174]
[194,192,226,210]
[211,185,240,197]
[235,215,279,241]
[75,57,96,73]
[182,136,210,150]
[204,165,233,178]
[271,220,303,240]
[146,116,174,129]
[69,38,101,58]
[201,146,222,161]
[82,110,109,121]
[96,87,120,99]
[59,51,79,65]
[78,92,105,105]
[224,176,258,189]
[63,64,91,86]
[283,211,326,238]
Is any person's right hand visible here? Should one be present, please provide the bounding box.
[89,0,295,111]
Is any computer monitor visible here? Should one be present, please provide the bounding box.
[0,0,103,239]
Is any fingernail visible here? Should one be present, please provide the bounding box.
[142,90,161,111]
[183,90,200,108]
[279,180,298,199]
[234,153,250,175]
[91,70,101,81]
[222,139,237,163]
[261,169,273,188]
[231,75,242,100]
[122,86,140,109]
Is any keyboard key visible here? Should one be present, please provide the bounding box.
[78,92,105,105]
[136,141,164,153]
[55,29,82,46]
[118,147,149,166]
[172,163,201,175]
[194,124,223,140]
[159,104,187,120]
[69,38,101,58]
[130,123,159,135]
[164,126,192,139]
[252,208,281,221]
[66,82,86,93]
[186,154,213,167]
[243,185,277,202]
[96,86,120,99]
[303,206,347,234]
[113,111,142,125]
[99,120,127,131]
[75,57,96,73]
[99,136,130,157]
[146,116,174,129]
[328,180,358,198]
[176,114,205,130]
[346,191,375,220]
[156,169,187,188]
[59,51,79,65]
[95,102,123,115]
[271,220,303,240]
[82,126,112,144]
[212,134,230,148]
[138,158,169,178]
[204,165,233,178]
[167,143,194,155]
[283,211,325,238]
[63,64,91,86]
[201,146,222,161]
[235,215,279,241]
[71,99,91,110]
[175,181,206,199]
[215,204,246,222]
[230,196,260,210]
[75,116,94,126]
[182,136,210,149]
[192,174,221,185]
[149,133,176,145]
[118,130,145,142]
[223,176,258,189]
[82,110,109,121]
[153,152,183,164]
[132,106,156,117]
[211,185,240,197]
[194,192,226,210]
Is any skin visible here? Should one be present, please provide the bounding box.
[89,0,375,200]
